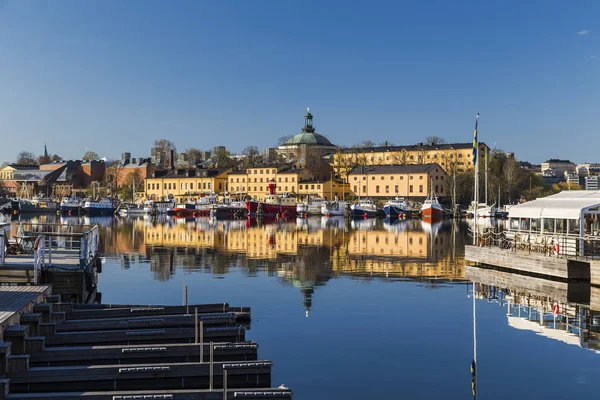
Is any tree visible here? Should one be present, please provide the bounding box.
[354,140,375,148]
[211,148,236,169]
[82,151,100,161]
[332,152,353,180]
[185,148,204,166]
[105,161,124,194]
[15,151,38,166]
[154,139,176,168]
[39,154,51,165]
[278,135,293,146]
[120,170,143,201]
[425,136,447,145]
[305,151,333,180]
[241,146,262,168]
[51,154,62,162]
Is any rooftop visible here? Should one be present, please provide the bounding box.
[509,190,600,220]
[543,159,574,164]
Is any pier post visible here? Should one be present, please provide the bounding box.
[182,281,185,306]
[223,368,228,400]
[209,341,214,390]
[195,308,198,344]
[186,286,189,315]
[200,321,204,362]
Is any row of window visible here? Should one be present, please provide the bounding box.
[352,175,444,181]
[231,176,296,183]
[356,153,467,162]
[147,182,224,191]
[249,169,278,174]
[353,184,444,194]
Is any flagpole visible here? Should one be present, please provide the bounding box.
[472,113,479,245]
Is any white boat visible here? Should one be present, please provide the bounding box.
[350,199,377,217]
[118,203,146,216]
[60,196,82,214]
[297,195,327,216]
[468,201,497,218]
[322,200,346,216]
[144,199,176,214]
[383,197,412,217]
[82,198,116,216]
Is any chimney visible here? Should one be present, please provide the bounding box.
[169,149,175,170]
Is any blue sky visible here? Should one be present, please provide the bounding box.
[0,0,598,164]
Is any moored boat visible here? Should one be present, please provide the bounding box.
[246,181,296,217]
[143,199,176,214]
[297,195,327,217]
[350,199,377,218]
[211,197,247,219]
[82,198,116,216]
[118,202,146,216]
[321,200,346,216]
[60,196,82,214]
[383,197,412,218]
[421,195,443,221]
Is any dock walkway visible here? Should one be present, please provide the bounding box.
[0,285,51,340]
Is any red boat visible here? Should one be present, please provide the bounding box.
[421,196,443,221]
[246,181,297,217]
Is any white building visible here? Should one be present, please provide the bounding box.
[541,159,575,176]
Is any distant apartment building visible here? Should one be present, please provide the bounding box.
[565,172,580,187]
[335,142,489,179]
[227,164,314,200]
[585,176,600,191]
[541,159,575,176]
[347,164,447,199]
[110,153,154,187]
[576,163,600,176]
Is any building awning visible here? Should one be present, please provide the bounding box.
[509,191,600,220]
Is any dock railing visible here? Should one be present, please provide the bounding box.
[14,222,100,271]
[470,228,600,261]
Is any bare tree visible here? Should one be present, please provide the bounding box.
[425,136,447,145]
[82,151,100,161]
[278,135,293,146]
[154,139,176,168]
[15,151,38,166]
[241,146,262,167]
[185,148,203,166]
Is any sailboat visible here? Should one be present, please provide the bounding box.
[469,145,496,218]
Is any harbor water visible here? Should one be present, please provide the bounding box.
[6,214,600,399]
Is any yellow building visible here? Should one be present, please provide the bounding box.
[297,179,351,201]
[332,142,490,178]
[145,168,230,201]
[226,165,313,200]
[347,164,447,199]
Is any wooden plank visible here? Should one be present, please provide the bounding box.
[56,313,238,332]
[66,305,237,320]
[30,342,259,367]
[45,326,246,346]
[6,388,293,399]
[8,361,272,392]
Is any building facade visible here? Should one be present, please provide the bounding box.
[347,164,447,199]
[297,179,351,201]
[334,142,489,179]
[541,159,576,176]
[145,168,230,201]
[226,165,314,200]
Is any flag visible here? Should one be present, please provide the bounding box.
[472,113,479,165]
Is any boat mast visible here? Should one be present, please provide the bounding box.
[473,113,480,245]
[485,147,488,206]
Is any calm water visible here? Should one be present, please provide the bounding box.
[7,214,600,399]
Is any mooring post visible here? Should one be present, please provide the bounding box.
[186,286,189,315]
[195,307,198,344]
[200,320,204,362]
[182,280,185,306]
[223,368,228,400]
[209,341,214,390]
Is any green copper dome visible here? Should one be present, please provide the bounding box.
[286,132,333,146]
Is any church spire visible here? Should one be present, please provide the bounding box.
[43,143,49,158]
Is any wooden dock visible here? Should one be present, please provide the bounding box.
[0,285,52,341]
[0,294,293,399]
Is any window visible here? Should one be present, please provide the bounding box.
[219,183,222,190]
[285,177,288,182]
[459,154,463,158]
[441,176,444,181]
[311,185,315,189]
[435,185,438,192]
[291,177,295,182]
[395,185,398,193]
[260,170,263,174]
[285,186,288,191]
[191,183,194,190]
[440,186,443,194]
[400,176,404,180]
[278,177,282,182]
[317,185,321,189]
[254,178,257,183]
[409,185,413,193]
[435,176,438,180]
[419,185,423,193]
[380,176,384,180]
[376,185,380,193]
[354,177,357,180]
[354,185,357,193]
[299,185,303,190]
[363,185,366,193]
[410,176,413,180]
[371,176,375,180]
[385,185,389,193]
[272,169,276,173]
[390,176,394,180]
[164,184,167,190]
[419,176,423,180]
[260,178,263,183]
[254,186,257,191]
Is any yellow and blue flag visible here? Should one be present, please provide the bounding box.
[472,113,479,165]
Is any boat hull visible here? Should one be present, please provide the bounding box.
[83,207,116,216]
[421,204,443,221]
[384,205,410,217]
[246,201,297,217]
[60,205,81,214]
[350,206,377,218]
[212,206,247,219]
